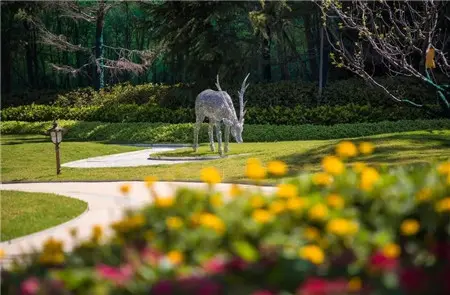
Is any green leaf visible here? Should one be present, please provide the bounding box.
[231,240,259,262]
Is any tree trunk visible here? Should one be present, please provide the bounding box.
[94,0,106,90]
[262,25,272,81]
[23,21,35,88]
[304,13,318,81]
[1,24,12,94]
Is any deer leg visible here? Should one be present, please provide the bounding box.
[224,125,230,153]
[215,122,223,156]
[208,121,215,152]
[193,115,204,152]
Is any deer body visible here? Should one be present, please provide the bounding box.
[193,74,250,156]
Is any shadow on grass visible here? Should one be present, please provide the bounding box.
[277,133,450,178]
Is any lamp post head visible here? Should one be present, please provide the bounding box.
[47,121,65,145]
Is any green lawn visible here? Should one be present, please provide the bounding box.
[1,130,449,184]
[1,190,88,241]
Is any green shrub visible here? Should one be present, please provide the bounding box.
[1,146,449,295]
[2,120,449,143]
[1,103,439,125]
[1,76,439,109]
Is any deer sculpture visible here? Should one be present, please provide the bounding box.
[193,73,250,156]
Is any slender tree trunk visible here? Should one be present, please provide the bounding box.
[23,20,35,88]
[94,0,106,90]
[262,25,272,81]
[304,13,318,81]
[1,24,12,93]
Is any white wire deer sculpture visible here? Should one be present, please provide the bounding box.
[193,73,250,156]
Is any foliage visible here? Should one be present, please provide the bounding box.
[2,143,450,295]
[2,120,450,144]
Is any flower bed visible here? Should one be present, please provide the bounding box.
[1,141,450,295]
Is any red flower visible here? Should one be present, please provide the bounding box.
[151,280,174,295]
[399,267,428,294]
[297,277,347,295]
[225,256,248,272]
[96,264,133,286]
[369,252,398,271]
[252,290,275,295]
[203,257,226,274]
[21,277,40,295]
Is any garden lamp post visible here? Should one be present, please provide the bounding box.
[47,121,65,175]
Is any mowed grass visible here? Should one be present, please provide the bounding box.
[1,190,87,241]
[1,130,449,184]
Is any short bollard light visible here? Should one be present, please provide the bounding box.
[47,121,66,175]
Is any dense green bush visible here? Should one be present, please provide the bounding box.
[1,103,439,125]
[1,76,439,109]
[2,120,449,143]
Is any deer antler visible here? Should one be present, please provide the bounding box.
[215,75,223,92]
[238,73,250,122]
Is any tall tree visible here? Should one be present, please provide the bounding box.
[320,0,450,117]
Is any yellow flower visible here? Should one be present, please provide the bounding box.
[120,183,131,195]
[250,195,265,208]
[155,197,175,207]
[312,172,333,186]
[166,216,183,230]
[416,188,432,202]
[308,203,329,221]
[435,197,450,212]
[210,193,223,208]
[43,237,64,253]
[304,227,320,241]
[167,250,184,265]
[91,225,103,242]
[276,183,297,198]
[348,277,362,292]
[359,142,374,155]
[145,176,158,188]
[326,218,358,236]
[245,158,267,180]
[352,162,366,173]
[40,237,65,265]
[268,160,288,176]
[229,184,242,197]
[299,245,325,265]
[336,141,358,158]
[438,162,450,174]
[382,243,401,259]
[252,209,273,224]
[200,167,222,185]
[360,167,380,191]
[0,249,5,259]
[401,219,420,236]
[199,213,226,234]
[322,155,345,175]
[425,47,436,69]
[326,194,345,209]
[287,197,308,211]
[269,200,286,214]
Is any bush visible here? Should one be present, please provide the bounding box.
[1,103,439,125]
[2,143,449,295]
[2,120,449,143]
[1,76,439,109]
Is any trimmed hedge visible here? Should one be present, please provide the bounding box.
[2,120,449,143]
[1,76,440,109]
[1,103,439,125]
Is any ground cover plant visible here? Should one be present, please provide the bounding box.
[1,129,449,183]
[1,141,449,295]
[0,191,87,241]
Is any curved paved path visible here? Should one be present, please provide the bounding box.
[0,181,275,263]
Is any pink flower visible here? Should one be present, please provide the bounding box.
[198,280,221,295]
[21,277,40,295]
[203,257,226,274]
[96,264,133,286]
[297,277,347,295]
[369,252,398,271]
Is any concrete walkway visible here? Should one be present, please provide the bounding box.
[0,181,275,263]
[62,144,198,168]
